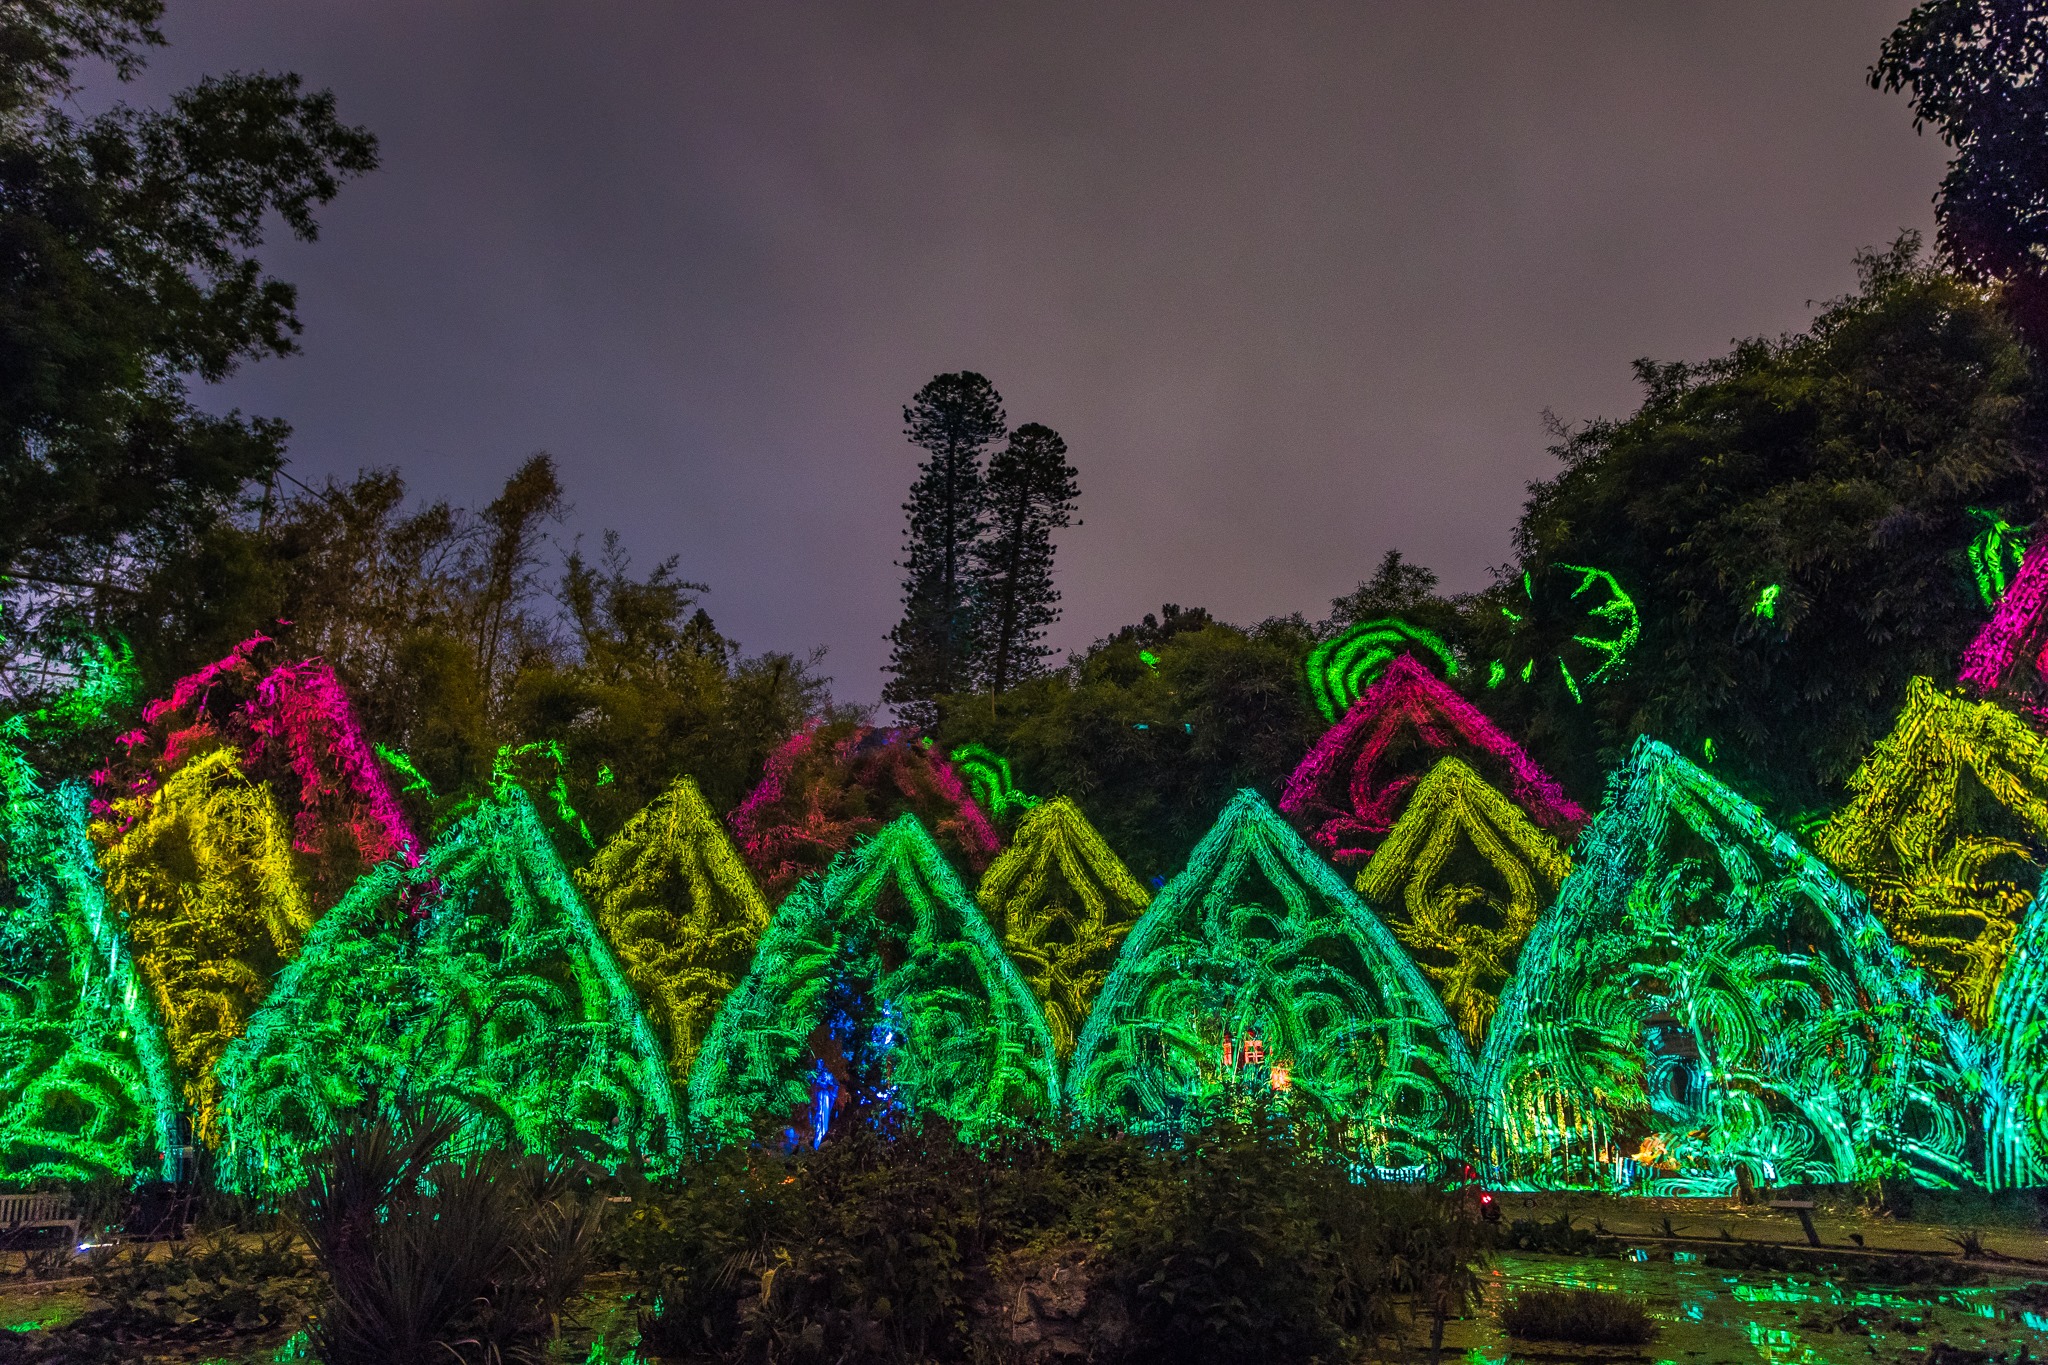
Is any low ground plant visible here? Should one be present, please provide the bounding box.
[1499,1288,1657,1345]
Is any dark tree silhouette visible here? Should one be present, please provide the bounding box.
[976,423,1079,694]
[1873,0,2048,343]
[0,0,379,666]
[883,372,1005,720]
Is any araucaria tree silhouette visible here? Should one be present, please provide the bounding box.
[884,373,1007,720]
[976,424,1079,694]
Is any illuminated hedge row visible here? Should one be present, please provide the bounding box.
[16,626,2048,1192]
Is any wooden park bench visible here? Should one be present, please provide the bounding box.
[0,1193,79,1249]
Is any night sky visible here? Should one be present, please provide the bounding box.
[108,3,1946,704]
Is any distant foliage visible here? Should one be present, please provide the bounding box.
[1473,239,2044,818]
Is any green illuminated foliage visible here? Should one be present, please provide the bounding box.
[96,747,314,1144]
[1481,737,1991,1192]
[574,777,770,1085]
[0,735,179,1183]
[1988,869,2048,1184]
[974,797,1150,1059]
[214,787,679,1190]
[1304,618,1457,722]
[1817,677,2048,1028]
[1968,509,2029,607]
[689,814,1060,1145]
[1354,758,1570,1047]
[1068,790,1477,1171]
[949,744,1040,823]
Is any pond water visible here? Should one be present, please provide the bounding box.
[1442,1250,2048,1364]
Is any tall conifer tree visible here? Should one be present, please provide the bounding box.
[976,424,1079,694]
[883,373,1006,721]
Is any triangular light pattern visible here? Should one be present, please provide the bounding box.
[1068,789,1478,1172]
[1354,757,1570,1047]
[1481,737,1999,1193]
[975,796,1150,1060]
[214,787,678,1191]
[574,776,771,1085]
[1816,677,2048,1028]
[1279,653,1583,865]
[0,727,180,1183]
[96,748,313,1144]
[689,814,1058,1146]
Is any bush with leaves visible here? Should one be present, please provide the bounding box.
[297,1105,607,1365]
[615,1105,1485,1364]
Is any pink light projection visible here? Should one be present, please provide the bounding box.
[1961,538,2048,696]
[247,661,418,867]
[94,635,419,878]
[729,721,1001,897]
[1278,652,1585,863]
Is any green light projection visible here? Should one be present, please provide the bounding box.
[974,797,1150,1060]
[1480,737,1996,1193]
[1988,867,2048,1184]
[96,747,314,1145]
[1816,677,2048,1029]
[0,728,179,1183]
[948,744,1041,823]
[214,786,679,1191]
[1969,508,2029,608]
[1353,757,1570,1047]
[573,777,769,1086]
[1753,584,1781,621]
[1305,619,1458,723]
[1486,564,1640,701]
[688,814,1060,1146]
[1067,790,1477,1172]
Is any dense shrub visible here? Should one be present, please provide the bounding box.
[613,1106,1487,1364]
[298,1106,608,1365]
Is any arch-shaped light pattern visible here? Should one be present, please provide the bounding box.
[1481,737,2004,1193]
[1069,789,1478,1174]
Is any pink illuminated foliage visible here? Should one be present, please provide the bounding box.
[1279,652,1584,864]
[729,719,1001,900]
[93,635,419,901]
[1961,538,2048,718]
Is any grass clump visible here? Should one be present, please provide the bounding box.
[1499,1288,1657,1345]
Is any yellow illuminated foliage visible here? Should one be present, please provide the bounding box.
[1355,758,1570,1046]
[95,748,313,1142]
[974,797,1150,1059]
[1818,677,2048,1027]
[574,777,771,1084]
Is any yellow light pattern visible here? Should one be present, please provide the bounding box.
[574,776,771,1085]
[1818,676,2048,1028]
[974,797,1150,1060]
[94,747,314,1143]
[1355,757,1570,1047]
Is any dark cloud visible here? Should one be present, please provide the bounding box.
[110,1,1945,702]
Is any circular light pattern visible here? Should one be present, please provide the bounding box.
[1486,564,1640,703]
[1305,619,1458,723]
